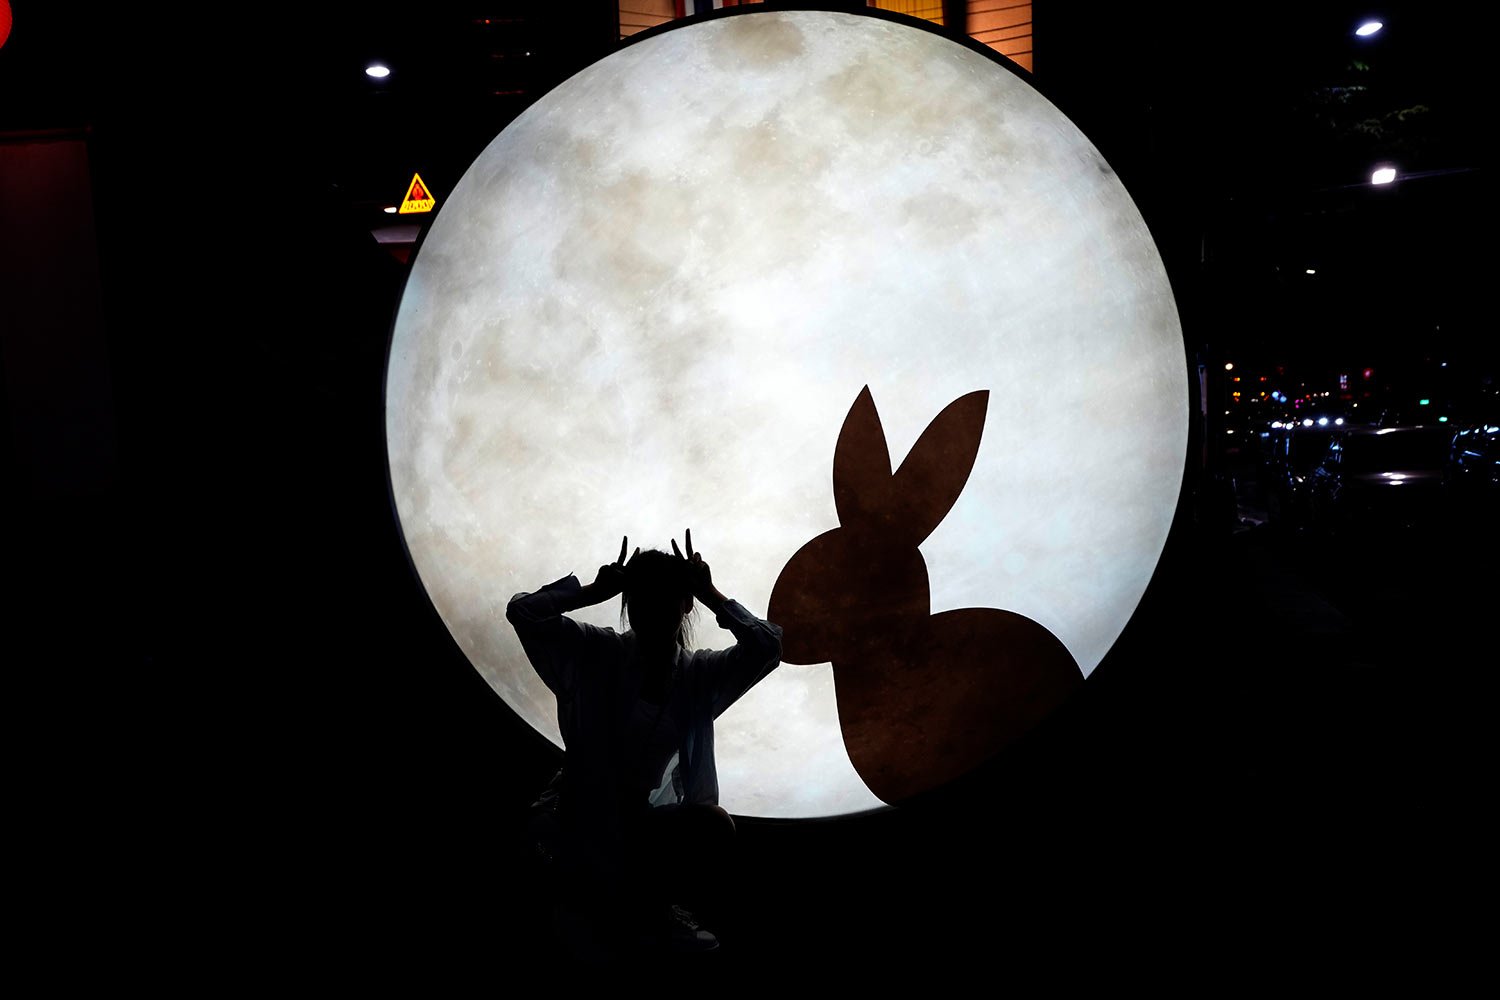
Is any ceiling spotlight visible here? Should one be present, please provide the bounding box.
[1224,362,1234,371]
[1371,166,1397,185]
[1305,269,1317,275]
[1356,21,1384,37]
[366,63,391,79]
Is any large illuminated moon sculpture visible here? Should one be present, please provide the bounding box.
[385,9,1188,819]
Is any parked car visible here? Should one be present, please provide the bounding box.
[1258,421,1347,531]
[1447,420,1499,495]
[1446,418,1499,535]
[1305,425,1452,534]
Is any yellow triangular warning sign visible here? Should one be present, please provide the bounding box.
[399,172,436,214]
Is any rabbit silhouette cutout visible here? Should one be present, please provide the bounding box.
[769,386,1083,805]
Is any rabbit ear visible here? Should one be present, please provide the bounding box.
[888,389,990,545]
[832,386,893,528]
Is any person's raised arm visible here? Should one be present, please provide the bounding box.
[672,530,783,718]
[506,536,639,693]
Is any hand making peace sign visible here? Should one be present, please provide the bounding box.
[593,535,639,600]
[670,528,716,605]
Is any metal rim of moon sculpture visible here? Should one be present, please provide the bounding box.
[384,5,1190,820]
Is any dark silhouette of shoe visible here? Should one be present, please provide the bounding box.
[663,904,718,953]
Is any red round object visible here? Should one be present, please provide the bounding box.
[0,2,11,52]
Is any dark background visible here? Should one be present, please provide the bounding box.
[4,0,1488,975]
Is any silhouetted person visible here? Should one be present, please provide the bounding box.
[508,531,782,958]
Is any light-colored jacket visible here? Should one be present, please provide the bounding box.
[507,574,783,829]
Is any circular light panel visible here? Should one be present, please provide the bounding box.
[386,11,1188,818]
